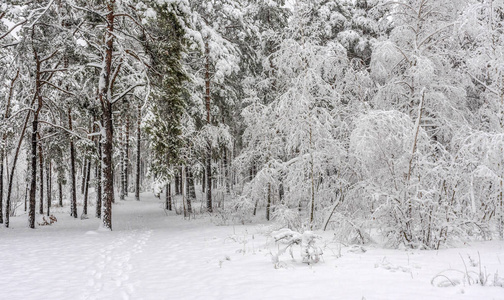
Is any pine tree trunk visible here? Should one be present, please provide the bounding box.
[102,101,114,229]
[46,160,51,217]
[81,159,87,195]
[100,1,116,230]
[38,143,44,215]
[29,116,38,229]
[119,123,125,200]
[135,103,141,201]
[266,182,271,221]
[125,114,129,196]
[205,40,213,213]
[186,166,195,214]
[223,148,230,194]
[68,109,77,218]
[1,69,19,225]
[28,49,44,229]
[0,152,3,224]
[202,171,205,193]
[165,183,172,210]
[175,173,180,195]
[83,160,91,217]
[96,138,102,218]
[58,179,62,207]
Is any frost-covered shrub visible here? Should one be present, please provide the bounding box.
[271,228,323,265]
[271,204,303,231]
[212,196,255,225]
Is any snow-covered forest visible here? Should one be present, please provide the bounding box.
[1,0,504,298]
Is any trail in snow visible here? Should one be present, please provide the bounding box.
[1,193,504,300]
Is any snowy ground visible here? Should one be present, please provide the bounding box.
[1,193,504,300]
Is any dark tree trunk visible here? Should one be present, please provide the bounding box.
[1,69,19,224]
[135,103,141,201]
[165,183,172,211]
[125,114,129,196]
[202,170,205,193]
[81,159,87,195]
[0,152,3,224]
[68,109,77,218]
[46,160,51,217]
[101,101,114,229]
[29,117,38,229]
[186,166,195,214]
[223,148,230,194]
[99,2,116,230]
[58,180,62,207]
[120,124,125,201]
[82,160,91,217]
[205,40,212,213]
[266,182,271,221]
[38,143,44,215]
[175,173,180,195]
[28,48,44,229]
[96,138,102,218]
[24,184,28,212]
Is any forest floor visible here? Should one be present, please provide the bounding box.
[1,193,504,300]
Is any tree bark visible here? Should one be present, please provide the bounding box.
[82,160,91,217]
[223,148,230,194]
[28,47,44,229]
[46,160,51,217]
[125,114,129,196]
[29,116,38,229]
[96,137,102,218]
[99,1,116,230]
[81,159,87,195]
[175,173,180,195]
[165,183,172,210]
[38,142,44,215]
[1,69,19,224]
[68,108,77,218]
[119,123,125,200]
[205,40,213,213]
[135,103,141,201]
[186,166,195,214]
[0,153,3,224]
[58,178,62,207]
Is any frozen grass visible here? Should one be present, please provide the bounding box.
[1,193,503,300]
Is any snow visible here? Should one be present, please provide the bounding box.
[1,193,503,300]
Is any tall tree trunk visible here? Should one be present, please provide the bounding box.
[82,160,91,217]
[119,123,125,200]
[46,160,51,217]
[201,170,205,193]
[1,69,19,224]
[81,159,87,195]
[96,137,102,218]
[68,108,77,218]
[0,152,3,224]
[175,173,180,195]
[165,184,172,211]
[28,47,44,229]
[205,40,213,213]
[186,166,195,214]
[135,103,141,201]
[266,182,271,221]
[309,125,315,229]
[99,2,116,230]
[223,148,230,194]
[38,143,44,215]
[125,114,129,196]
[101,101,114,229]
[58,178,62,207]
[29,115,38,229]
